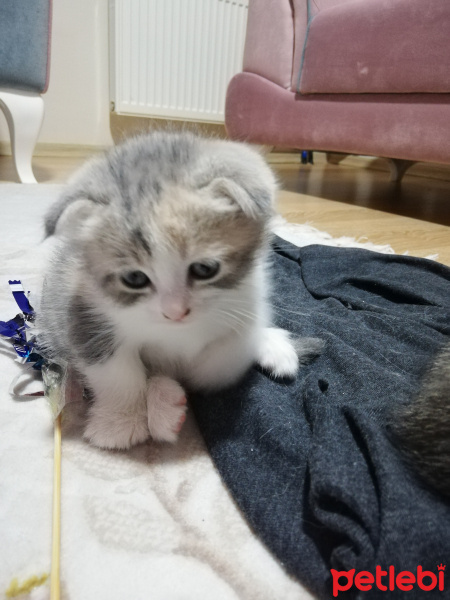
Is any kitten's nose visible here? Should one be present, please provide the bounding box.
[163,307,191,322]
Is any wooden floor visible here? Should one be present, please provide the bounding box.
[1,151,449,266]
[273,154,450,266]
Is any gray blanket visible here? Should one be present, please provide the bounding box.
[192,241,450,599]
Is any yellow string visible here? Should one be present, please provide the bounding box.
[5,573,48,597]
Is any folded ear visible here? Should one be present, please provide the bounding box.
[44,152,111,237]
[196,140,278,219]
[45,196,103,239]
[203,175,276,220]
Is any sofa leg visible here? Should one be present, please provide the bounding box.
[387,158,416,183]
[0,90,44,184]
[326,152,348,165]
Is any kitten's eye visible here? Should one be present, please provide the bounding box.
[121,270,151,289]
[189,261,220,280]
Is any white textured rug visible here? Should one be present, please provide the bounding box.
[0,185,398,600]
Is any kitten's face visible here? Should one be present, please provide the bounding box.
[81,184,267,325]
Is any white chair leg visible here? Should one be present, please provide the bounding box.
[0,90,44,184]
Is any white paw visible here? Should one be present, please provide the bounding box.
[84,404,150,450]
[257,327,299,378]
[147,376,187,443]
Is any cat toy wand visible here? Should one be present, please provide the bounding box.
[1,280,71,600]
[42,364,65,600]
[42,364,81,600]
[52,413,62,600]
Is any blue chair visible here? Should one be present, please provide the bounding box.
[0,0,52,183]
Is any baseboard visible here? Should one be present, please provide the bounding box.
[266,152,302,165]
[0,142,110,158]
[1,139,449,183]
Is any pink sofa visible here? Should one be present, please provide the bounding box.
[225,0,450,168]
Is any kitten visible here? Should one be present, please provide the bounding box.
[394,342,450,498]
[39,131,321,450]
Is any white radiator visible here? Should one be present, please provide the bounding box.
[110,0,249,123]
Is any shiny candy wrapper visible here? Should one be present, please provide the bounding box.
[43,364,83,418]
[41,362,66,418]
[9,280,35,320]
[0,280,42,368]
[1,279,81,417]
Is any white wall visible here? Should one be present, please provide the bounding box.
[0,0,114,149]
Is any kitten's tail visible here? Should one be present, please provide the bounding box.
[393,342,450,499]
[292,336,326,366]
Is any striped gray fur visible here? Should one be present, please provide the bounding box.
[394,342,450,498]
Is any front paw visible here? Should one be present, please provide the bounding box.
[147,376,187,443]
[257,327,299,379]
[84,405,150,450]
